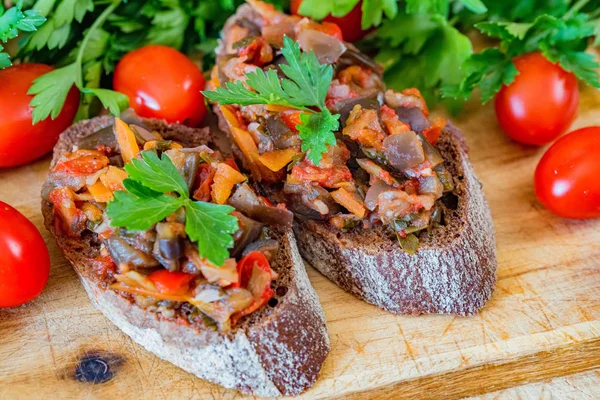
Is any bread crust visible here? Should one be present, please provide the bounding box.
[214,4,497,315]
[294,124,497,315]
[41,117,330,397]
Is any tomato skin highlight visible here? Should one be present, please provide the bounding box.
[495,52,579,146]
[114,45,207,127]
[535,127,600,219]
[0,201,51,308]
[148,270,196,296]
[0,64,79,168]
[291,0,368,42]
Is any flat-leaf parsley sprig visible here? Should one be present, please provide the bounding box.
[203,36,340,165]
[106,150,239,267]
[26,0,129,124]
[0,0,45,68]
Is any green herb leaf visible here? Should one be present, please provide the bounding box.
[204,68,294,107]
[298,110,339,165]
[279,36,332,109]
[542,46,600,88]
[377,11,472,110]
[458,0,487,15]
[85,88,129,116]
[0,0,46,67]
[203,35,338,165]
[185,201,239,267]
[28,63,77,123]
[125,151,189,198]
[441,48,518,103]
[107,180,185,231]
[107,150,239,266]
[297,0,397,29]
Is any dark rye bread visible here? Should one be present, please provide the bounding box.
[215,4,497,315]
[293,124,497,315]
[41,116,330,397]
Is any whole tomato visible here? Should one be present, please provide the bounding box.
[495,52,579,146]
[114,45,207,127]
[0,202,50,307]
[535,127,600,219]
[291,0,369,42]
[0,64,79,168]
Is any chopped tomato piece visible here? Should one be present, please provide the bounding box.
[223,157,240,172]
[230,251,275,324]
[339,66,375,89]
[422,116,447,145]
[193,163,216,202]
[49,187,87,237]
[232,251,271,289]
[54,150,109,175]
[280,110,304,133]
[319,22,344,41]
[238,36,273,66]
[148,270,196,296]
[290,161,353,188]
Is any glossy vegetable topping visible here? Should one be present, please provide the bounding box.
[205,2,454,252]
[0,64,79,167]
[535,127,600,219]
[46,118,287,331]
[114,46,207,127]
[495,53,579,146]
[0,201,50,308]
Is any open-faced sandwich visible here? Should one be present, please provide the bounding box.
[205,0,497,316]
[41,115,329,397]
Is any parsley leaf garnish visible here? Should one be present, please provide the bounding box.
[186,201,238,269]
[106,150,239,266]
[26,0,129,123]
[444,8,600,103]
[204,36,339,165]
[0,0,45,68]
[298,111,339,163]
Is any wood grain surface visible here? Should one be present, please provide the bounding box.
[1,86,599,399]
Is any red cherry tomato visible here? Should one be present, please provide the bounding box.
[148,270,196,296]
[535,127,600,219]
[0,64,79,168]
[291,0,368,42]
[0,201,50,307]
[114,45,207,127]
[495,52,579,146]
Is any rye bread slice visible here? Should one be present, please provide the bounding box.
[293,124,497,315]
[41,116,330,397]
[214,4,497,316]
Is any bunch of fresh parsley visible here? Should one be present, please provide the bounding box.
[204,36,339,165]
[106,151,239,266]
[0,0,45,68]
[443,0,600,103]
[301,0,600,109]
[9,0,283,123]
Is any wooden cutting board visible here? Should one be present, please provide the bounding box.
[1,87,599,400]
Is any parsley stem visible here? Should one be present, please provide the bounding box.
[565,0,590,19]
[74,0,121,88]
